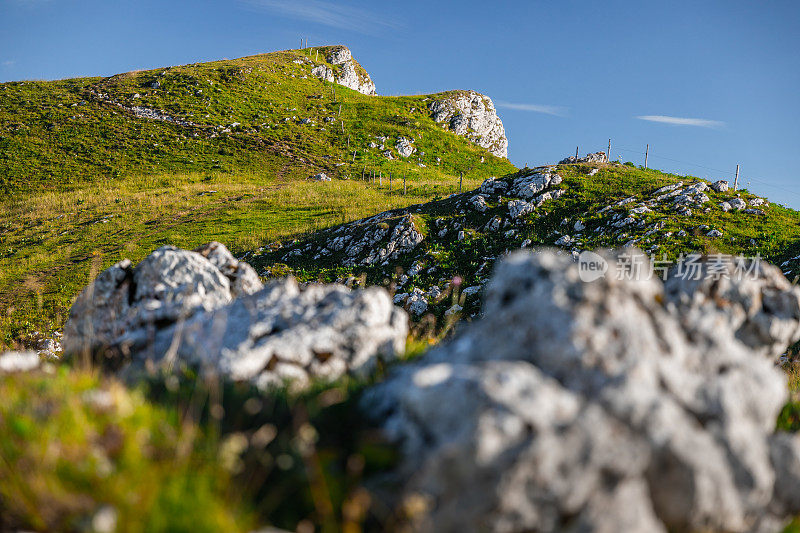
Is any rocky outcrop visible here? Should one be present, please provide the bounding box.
[260,168,566,318]
[63,242,407,389]
[559,151,607,164]
[311,45,376,96]
[395,137,415,158]
[142,277,406,389]
[429,91,508,158]
[364,249,800,532]
[64,243,261,358]
[711,180,730,192]
[279,212,425,269]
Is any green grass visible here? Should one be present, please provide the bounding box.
[0,365,252,532]
[0,351,421,532]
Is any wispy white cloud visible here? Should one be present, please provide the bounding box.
[494,100,567,117]
[636,115,725,128]
[1,60,14,67]
[238,0,398,34]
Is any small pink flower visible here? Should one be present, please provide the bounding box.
[452,276,463,287]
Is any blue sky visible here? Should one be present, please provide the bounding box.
[2,0,799,206]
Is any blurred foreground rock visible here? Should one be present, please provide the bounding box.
[0,351,40,373]
[63,242,407,388]
[364,249,800,532]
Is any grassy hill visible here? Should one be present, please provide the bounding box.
[0,45,515,347]
[251,161,800,336]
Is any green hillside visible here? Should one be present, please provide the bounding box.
[0,45,515,347]
[253,161,800,335]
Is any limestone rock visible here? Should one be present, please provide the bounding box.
[194,241,263,297]
[652,182,683,196]
[662,254,800,358]
[711,180,730,192]
[364,249,800,531]
[311,46,377,96]
[469,195,489,212]
[0,351,40,373]
[64,243,406,389]
[559,151,606,164]
[147,278,407,389]
[284,213,425,269]
[507,199,535,219]
[479,177,507,195]
[395,137,415,158]
[484,216,501,232]
[326,47,352,65]
[509,172,552,200]
[64,245,235,357]
[729,198,747,210]
[405,288,429,316]
[429,91,508,158]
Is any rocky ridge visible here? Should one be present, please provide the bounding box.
[252,162,781,326]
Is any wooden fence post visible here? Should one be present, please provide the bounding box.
[379,171,382,186]
[644,144,649,169]
[459,172,463,193]
[575,146,579,161]
[734,165,740,191]
[607,139,611,162]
